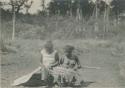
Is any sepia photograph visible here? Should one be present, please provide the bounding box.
[0,0,125,88]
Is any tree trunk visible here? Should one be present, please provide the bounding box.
[16,6,21,14]
[94,2,99,32]
[0,4,1,35]
[76,8,81,21]
[42,0,45,11]
[105,6,110,32]
[0,5,7,52]
[26,8,29,14]
[69,0,72,17]
[103,6,107,32]
[12,6,16,41]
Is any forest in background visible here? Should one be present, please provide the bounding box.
[1,1,125,87]
[0,0,125,41]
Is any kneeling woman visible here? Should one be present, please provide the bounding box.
[40,40,59,85]
[52,45,83,86]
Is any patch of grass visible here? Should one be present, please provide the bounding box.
[2,16,125,40]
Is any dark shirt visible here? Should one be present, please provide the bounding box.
[60,55,81,69]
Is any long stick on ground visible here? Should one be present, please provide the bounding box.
[82,66,101,70]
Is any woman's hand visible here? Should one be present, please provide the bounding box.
[74,68,77,71]
[49,66,53,70]
[47,65,53,70]
[78,65,82,69]
[40,63,45,68]
[74,65,82,71]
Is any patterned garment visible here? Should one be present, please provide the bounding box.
[60,55,79,69]
[51,55,82,85]
[51,66,80,83]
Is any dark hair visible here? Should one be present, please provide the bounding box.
[64,45,74,53]
[44,40,53,49]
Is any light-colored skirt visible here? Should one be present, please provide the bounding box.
[41,66,51,81]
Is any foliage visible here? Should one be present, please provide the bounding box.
[8,0,33,14]
[42,0,125,17]
[1,12,125,40]
[1,0,125,40]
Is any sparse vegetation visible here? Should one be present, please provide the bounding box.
[1,14,125,40]
[1,0,125,88]
[1,0,125,40]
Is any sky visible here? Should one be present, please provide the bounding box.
[1,0,114,14]
[1,0,52,14]
[28,0,51,14]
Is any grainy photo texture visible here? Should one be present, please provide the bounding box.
[0,0,125,88]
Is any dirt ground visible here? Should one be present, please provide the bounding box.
[1,37,125,88]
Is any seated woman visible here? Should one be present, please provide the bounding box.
[52,45,83,87]
[40,40,59,86]
[60,45,81,70]
[12,40,59,87]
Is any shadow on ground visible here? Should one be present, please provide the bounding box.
[20,73,46,87]
[18,73,94,87]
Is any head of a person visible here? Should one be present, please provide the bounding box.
[44,40,54,53]
[64,45,74,57]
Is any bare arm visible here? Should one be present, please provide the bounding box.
[40,53,44,67]
[75,56,82,69]
[40,54,43,64]
[51,52,59,68]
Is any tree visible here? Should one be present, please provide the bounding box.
[47,0,94,17]
[0,1,7,52]
[9,0,32,14]
[41,0,45,11]
[102,0,113,32]
[88,0,113,32]
[112,0,125,17]
[8,0,33,40]
[0,1,2,46]
[40,0,47,16]
[24,0,33,14]
[12,3,16,40]
[89,0,101,31]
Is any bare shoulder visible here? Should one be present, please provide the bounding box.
[72,54,79,62]
[54,50,58,54]
[40,48,45,54]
